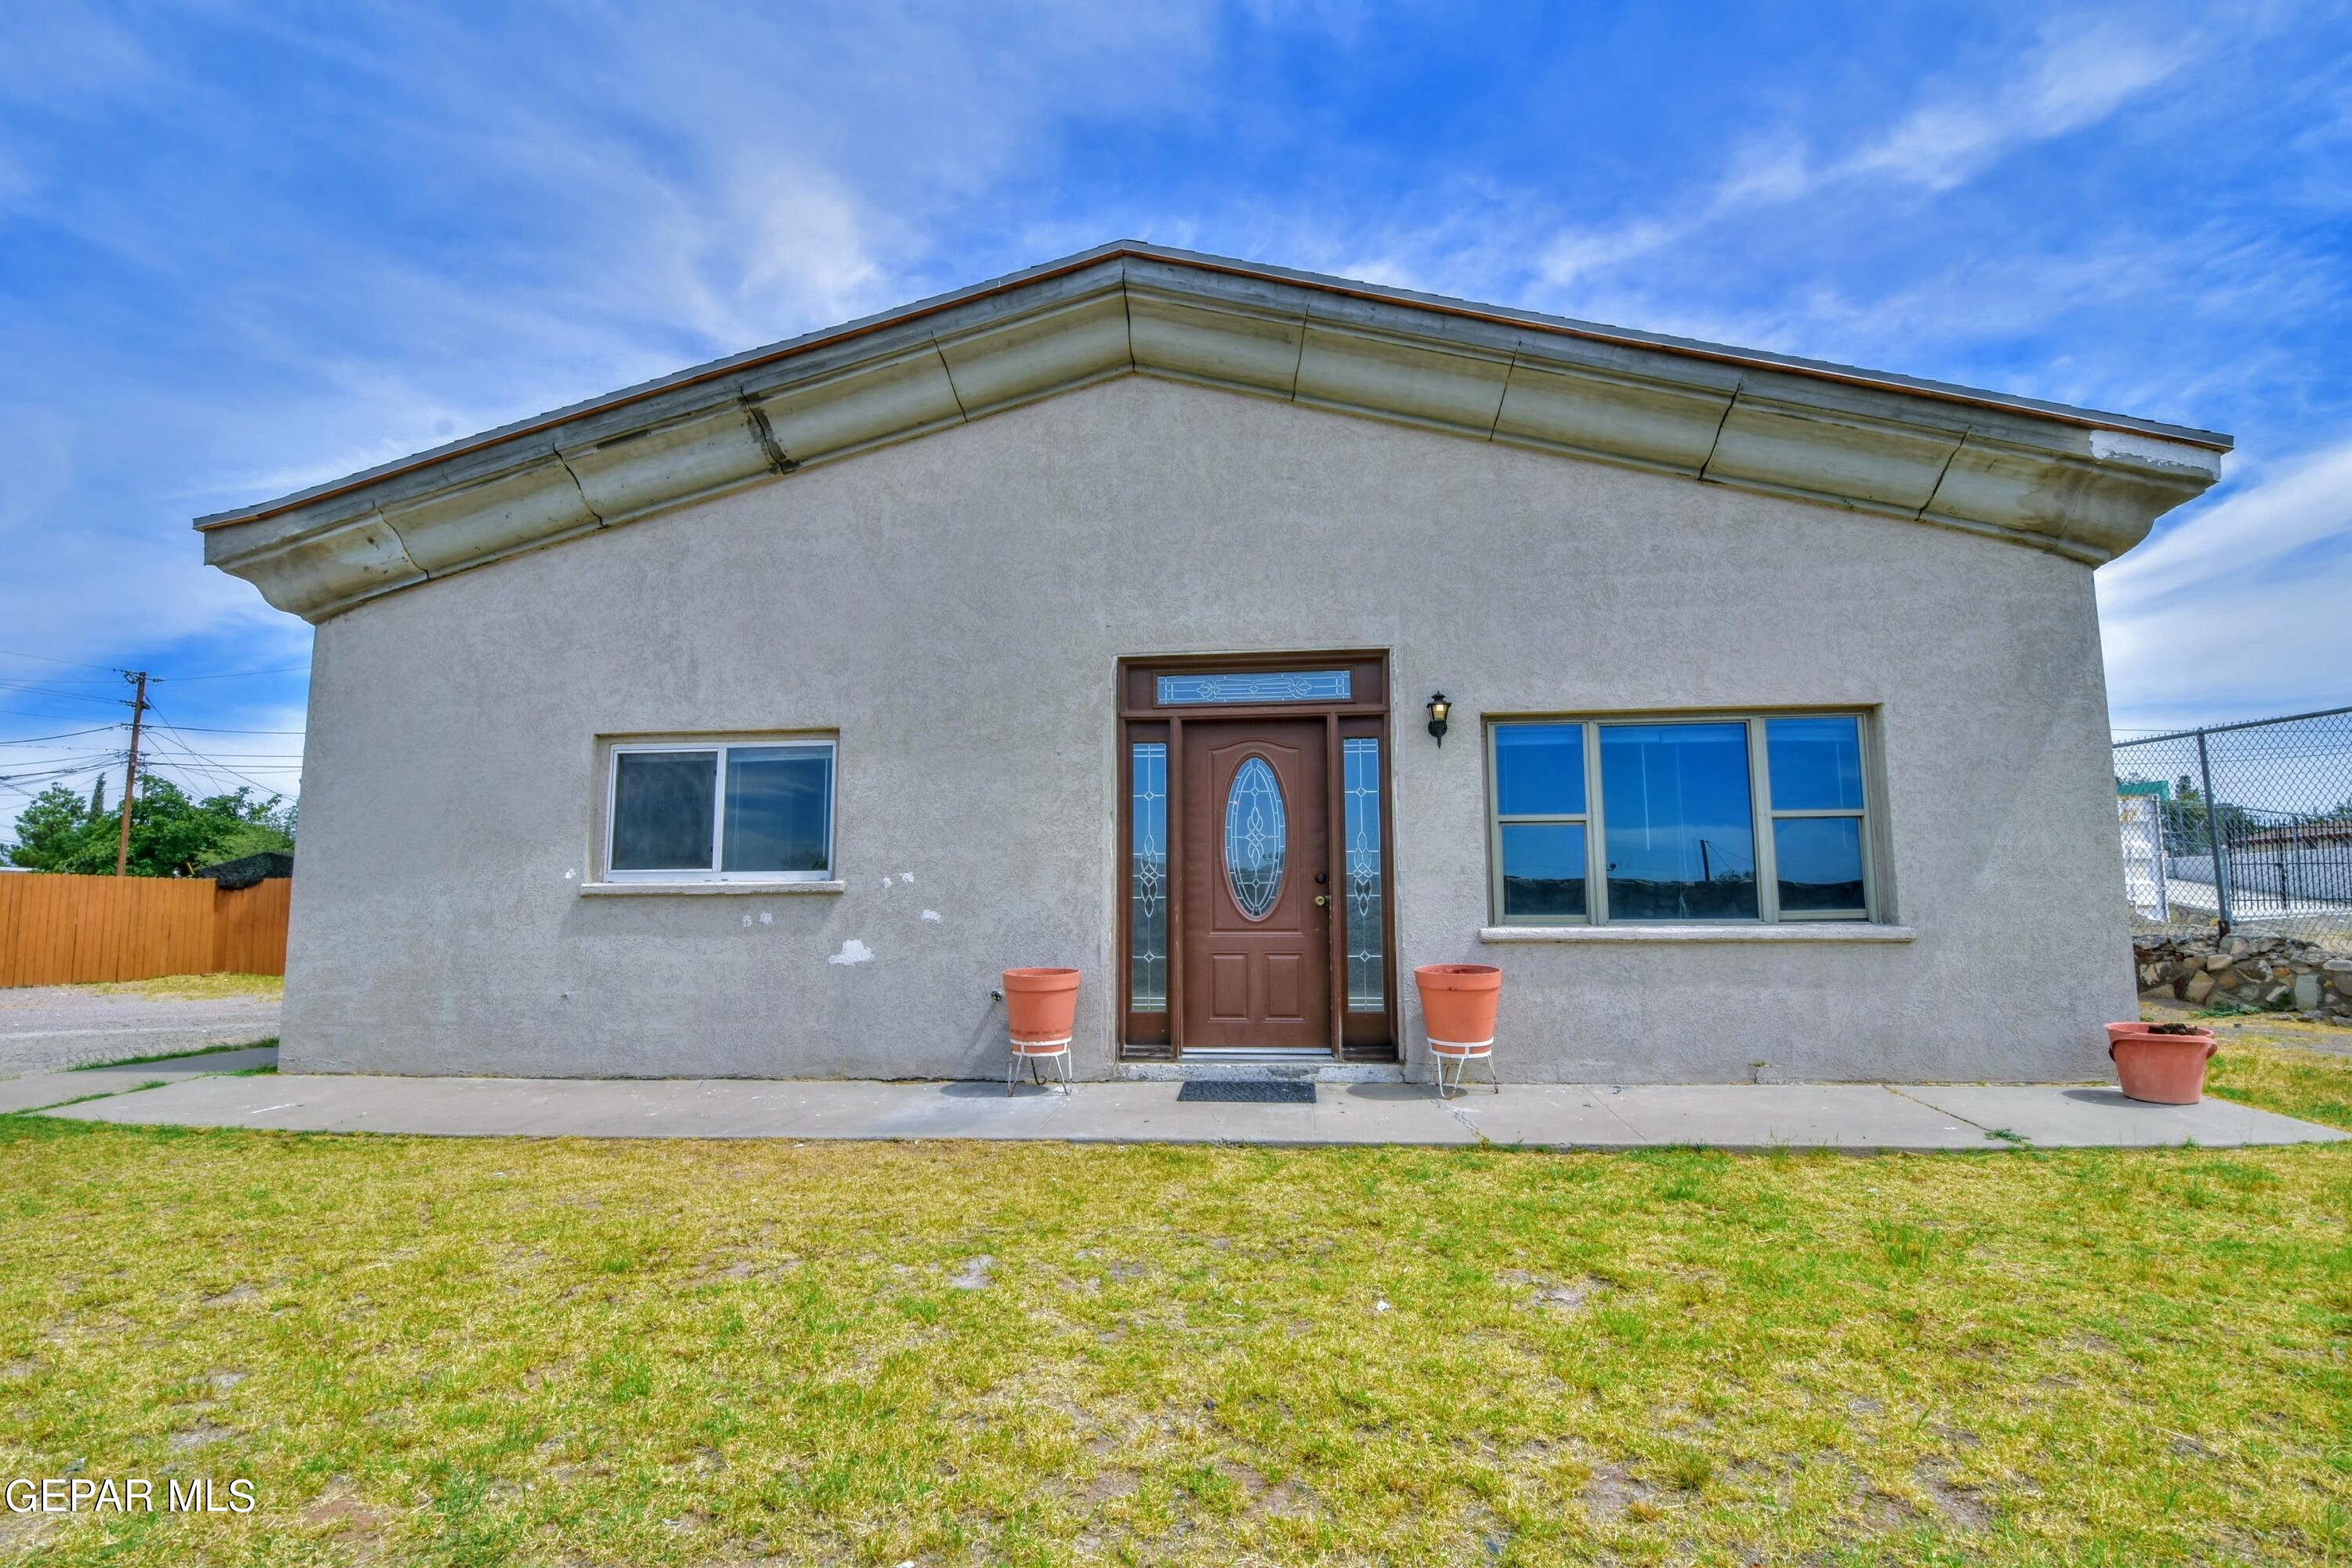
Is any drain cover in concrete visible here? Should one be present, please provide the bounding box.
[1176,1080,1316,1104]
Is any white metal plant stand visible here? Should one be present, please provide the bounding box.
[1428,1036,1497,1098]
[1007,1035,1073,1095]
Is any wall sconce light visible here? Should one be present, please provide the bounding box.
[1426,692,1452,746]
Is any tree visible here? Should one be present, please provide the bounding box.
[4,785,96,870]
[205,796,298,862]
[2,774,294,876]
[2156,774,2258,854]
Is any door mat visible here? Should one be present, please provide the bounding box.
[1176,1080,1316,1104]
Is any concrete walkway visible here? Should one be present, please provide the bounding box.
[0,1046,280,1115]
[34,1067,2348,1151]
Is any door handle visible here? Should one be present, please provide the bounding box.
[1313,895,1330,907]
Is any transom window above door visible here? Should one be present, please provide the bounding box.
[604,738,835,883]
[1486,713,1875,924]
[1125,655,1383,713]
[1157,670,1352,705]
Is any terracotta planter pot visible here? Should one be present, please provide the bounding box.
[2107,1025,2217,1105]
[1415,964,1502,1044]
[1002,967,1080,1043]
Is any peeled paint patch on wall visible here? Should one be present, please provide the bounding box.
[921,909,943,922]
[2086,427,2223,475]
[828,938,875,966]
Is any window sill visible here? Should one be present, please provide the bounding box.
[1479,922,1915,944]
[579,880,846,897]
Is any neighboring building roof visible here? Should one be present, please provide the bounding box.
[195,850,294,890]
[198,241,2230,622]
[2242,823,2352,847]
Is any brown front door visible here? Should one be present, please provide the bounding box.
[1180,719,1331,1047]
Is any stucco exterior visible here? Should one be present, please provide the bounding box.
[279,371,2140,1083]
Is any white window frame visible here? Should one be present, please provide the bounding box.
[602,737,836,884]
[1486,712,1878,927]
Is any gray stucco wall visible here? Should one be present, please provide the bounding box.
[281,373,2134,1083]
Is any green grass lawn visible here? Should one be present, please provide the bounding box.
[2,1048,2349,1566]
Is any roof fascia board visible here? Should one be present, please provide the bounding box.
[199,246,2230,622]
[1131,241,2228,446]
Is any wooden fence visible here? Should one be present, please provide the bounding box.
[0,873,291,988]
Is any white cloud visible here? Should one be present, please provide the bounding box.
[1848,17,2195,191]
[1541,12,2206,289]
[2101,441,2351,603]
[2098,438,2352,728]
[0,2,154,108]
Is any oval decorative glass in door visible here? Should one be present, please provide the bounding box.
[1222,756,1287,918]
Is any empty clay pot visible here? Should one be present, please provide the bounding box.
[1415,964,1502,1045]
[1003,967,1080,1043]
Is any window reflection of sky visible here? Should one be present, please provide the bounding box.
[1599,724,1755,881]
[723,748,830,873]
[1766,716,1864,810]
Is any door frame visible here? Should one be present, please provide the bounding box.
[1116,651,1397,1060]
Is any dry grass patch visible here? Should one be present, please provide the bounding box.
[2,1054,2350,1565]
[83,973,283,1002]
[2211,1040,2352,1131]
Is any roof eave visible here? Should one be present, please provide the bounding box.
[197,243,2231,622]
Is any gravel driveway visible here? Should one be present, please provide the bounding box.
[0,985,281,1076]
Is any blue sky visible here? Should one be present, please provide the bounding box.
[3,2,2349,833]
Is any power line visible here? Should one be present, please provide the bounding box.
[0,725,125,746]
[0,749,125,768]
[0,653,310,685]
[0,706,130,722]
[0,681,139,704]
[0,760,114,786]
[140,713,299,799]
[154,664,311,683]
[130,736,252,800]
[0,648,121,672]
[158,723,307,735]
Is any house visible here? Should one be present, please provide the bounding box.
[196,244,2227,1083]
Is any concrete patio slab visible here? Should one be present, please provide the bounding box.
[34,1073,1479,1145]
[1900,1084,2350,1148]
[0,1046,279,1115]
[31,1069,2350,1150]
[1432,1085,1650,1147]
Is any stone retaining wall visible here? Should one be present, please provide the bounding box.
[2133,933,2352,1021]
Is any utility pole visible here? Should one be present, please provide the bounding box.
[115,670,147,877]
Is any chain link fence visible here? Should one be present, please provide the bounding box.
[2114,704,2352,954]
